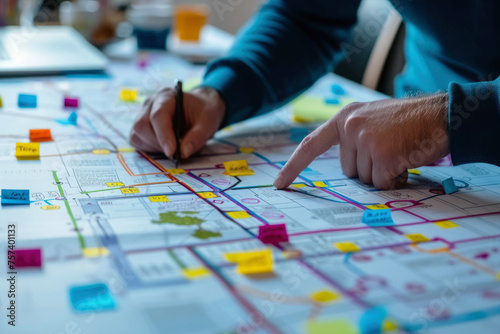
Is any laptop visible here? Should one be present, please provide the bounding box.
[0,26,108,77]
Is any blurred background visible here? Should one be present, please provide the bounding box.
[0,0,406,95]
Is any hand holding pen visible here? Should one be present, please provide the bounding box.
[129,84,226,163]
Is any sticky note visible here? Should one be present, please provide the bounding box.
[334,242,360,253]
[408,169,421,175]
[442,177,458,194]
[120,88,137,102]
[225,249,273,275]
[198,192,217,199]
[13,249,42,268]
[313,181,328,188]
[41,205,60,210]
[382,319,398,332]
[434,220,459,229]
[57,111,78,125]
[310,290,340,304]
[82,247,109,258]
[92,149,111,155]
[16,142,40,160]
[239,147,255,153]
[0,95,3,107]
[331,84,345,95]
[29,129,52,142]
[167,168,186,175]
[69,283,115,312]
[106,182,124,187]
[64,97,79,108]
[226,211,251,219]
[291,95,355,122]
[405,233,429,243]
[117,147,135,153]
[223,160,254,176]
[121,187,139,194]
[290,127,309,143]
[149,195,169,202]
[362,209,394,226]
[258,224,289,244]
[182,267,210,279]
[325,98,340,105]
[306,319,357,334]
[2,189,30,205]
[360,307,387,334]
[366,204,389,210]
[292,183,307,188]
[18,93,37,108]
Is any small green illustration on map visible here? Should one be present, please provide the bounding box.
[152,211,222,240]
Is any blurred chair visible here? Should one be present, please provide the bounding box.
[334,0,405,96]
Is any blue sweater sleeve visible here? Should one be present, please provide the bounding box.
[448,76,500,166]
[202,0,361,126]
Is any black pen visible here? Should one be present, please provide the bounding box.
[173,79,184,168]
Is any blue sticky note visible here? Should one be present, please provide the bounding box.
[1,189,30,205]
[57,112,78,126]
[69,283,115,312]
[331,84,345,96]
[360,307,387,334]
[325,98,340,105]
[290,127,309,143]
[18,94,37,108]
[442,177,458,194]
[362,209,394,226]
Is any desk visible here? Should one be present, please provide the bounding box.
[0,43,499,334]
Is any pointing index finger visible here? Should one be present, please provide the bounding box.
[274,117,341,189]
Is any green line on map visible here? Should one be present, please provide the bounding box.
[52,170,86,250]
[81,187,122,194]
[167,250,187,270]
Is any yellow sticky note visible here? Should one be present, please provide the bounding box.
[225,249,273,275]
[313,181,328,188]
[182,267,210,279]
[0,96,3,107]
[497,273,500,281]
[434,220,458,229]
[306,319,357,334]
[198,192,217,199]
[16,142,40,160]
[226,211,251,219]
[366,204,389,210]
[149,195,169,202]
[310,290,340,304]
[82,247,109,258]
[239,147,255,153]
[292,95,356,123]
[408,169,421,175]
[121,187,139,194]
[383,319,398,332]
[292,183,307,188]
[92,149,111,155]
[405,233,429,243]
[106,182,124,187]
[223,160,254,176]
[167,168,186,175]
[120,88,137,102]
[334,242,360,253]
[41,205,60,210]
[118,147,136,153]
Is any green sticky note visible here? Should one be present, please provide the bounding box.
[306,319,358,334]
[292,95,356,122]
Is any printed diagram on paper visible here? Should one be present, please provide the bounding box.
[1,67,500,334]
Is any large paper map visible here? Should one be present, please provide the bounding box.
[1,55,500,334]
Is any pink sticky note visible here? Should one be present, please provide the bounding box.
[14,249,42,268]
[64,97,79,108]
[258,224,289,244]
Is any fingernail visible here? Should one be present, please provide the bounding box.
[274,173,285,189]
[162,145,171,158]
[182,142,193,159]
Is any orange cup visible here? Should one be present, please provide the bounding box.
[175,4,209,42]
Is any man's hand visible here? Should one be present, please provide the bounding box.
[130,87,226,159]
[274,94,450,190]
